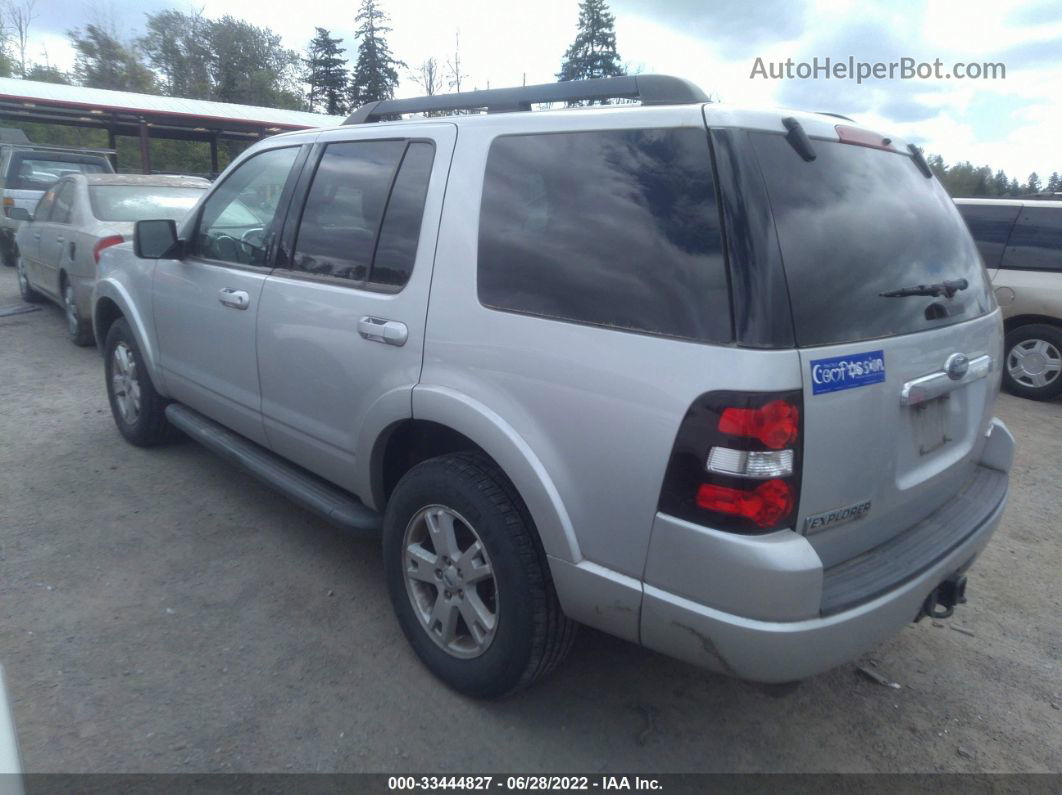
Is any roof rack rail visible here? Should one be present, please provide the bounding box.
[815,111,855,122]
[344,74,709,124]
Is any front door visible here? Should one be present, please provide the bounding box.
[255,124,455,492]
[152,144,305,445]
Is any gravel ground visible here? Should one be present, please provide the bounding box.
[0,264,1059,774]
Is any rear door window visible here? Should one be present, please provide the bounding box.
[290,139,434,289]
[50,181,76,224]
[956,203,1021,270]
[477,128,731,343]
[750,133,993,347]
[1000,207,1062,272]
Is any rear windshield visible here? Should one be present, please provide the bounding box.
[89,185,206,222]
[751,133,993,347]
[8,154,110,191]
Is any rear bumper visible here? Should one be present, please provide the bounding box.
[637,419,1013,682]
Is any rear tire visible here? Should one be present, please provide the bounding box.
[104,318,180,446]
[16,256,43,303]
[1,237,15,268]
[63,280,94,346]
[383,452,576,698]
[1002,324,1062,401]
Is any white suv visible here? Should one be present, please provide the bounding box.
[93,76,1013,697]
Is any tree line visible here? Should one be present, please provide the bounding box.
[927,155,1060,198]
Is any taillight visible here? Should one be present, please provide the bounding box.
[658,390,803,533]
[2,197,13,217]
[835,124,895,151]
[93,235,124,264]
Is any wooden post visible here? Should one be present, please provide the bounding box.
[138,118,152,174]
[209,133,219,177]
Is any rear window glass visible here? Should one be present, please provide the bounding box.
[1001,207,1062,272]
[89,185,206,222]
[478,128,731,343]
[957,203,1021,270]
[8,154,110,190]
[751,133,993,347]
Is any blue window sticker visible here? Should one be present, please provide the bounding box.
[810,350,886,395]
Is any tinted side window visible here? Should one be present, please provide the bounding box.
[478,128,730,343]
[1001,207,1062,272]
[50,181,76,224]
[194,146,299,267]
[371,142,435,288]
[957,203,1020,270]
[291,140,406,282]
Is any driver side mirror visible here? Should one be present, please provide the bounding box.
[134,219,183,259]
[8,207,31,222]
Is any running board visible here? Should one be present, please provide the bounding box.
[164,403,382,537]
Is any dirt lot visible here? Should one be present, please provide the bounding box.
[0,265,1059,774]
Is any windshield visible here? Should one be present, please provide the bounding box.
[89,185,206,222]
[9,154,110,190]
[750,132,993,347]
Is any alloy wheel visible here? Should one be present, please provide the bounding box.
[111,342,142,425]
[402,505,499,659]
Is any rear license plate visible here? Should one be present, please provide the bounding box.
[914,395,950,455]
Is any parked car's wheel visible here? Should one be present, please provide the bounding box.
[104,318,179,446]
[383,452,576,698]
[1,237,15,268]
[16,257,43,303]
[63,281,94,347]
[1003,324,1062,401]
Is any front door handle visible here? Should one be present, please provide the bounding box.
[218,287,250,310]
[358,316,408,346]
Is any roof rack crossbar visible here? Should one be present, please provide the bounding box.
[344,74,709,124]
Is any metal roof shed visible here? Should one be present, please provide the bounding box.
[0,78,342,174]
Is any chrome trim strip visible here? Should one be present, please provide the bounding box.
[900,354,992,406]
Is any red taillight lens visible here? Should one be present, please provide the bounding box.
[696,479,794,528]
[718,400,799,449]
[93,235,124,264]
[835,124,895,151]
[2,197,13,217]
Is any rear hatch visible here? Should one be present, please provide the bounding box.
[3,151,112,216]
[748,125,1002,566]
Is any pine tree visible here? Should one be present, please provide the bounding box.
[304,27,349,115]
[1027,172,1042,194]
[993,169,1009,196]
[349,0,404,109]
[557,0,625,98]
[1047,172,1061,193]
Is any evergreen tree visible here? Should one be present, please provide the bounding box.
[1026,172,1042,194]
[349,0,404,108]
[1046,172,1061,193]
[993,169,1009,196]
[557,0,624,98]
[69,25,156,93]
[304,27,348,115]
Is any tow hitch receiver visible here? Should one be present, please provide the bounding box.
[918,575,968,621]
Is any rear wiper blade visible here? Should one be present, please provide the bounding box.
[879,278,969,298]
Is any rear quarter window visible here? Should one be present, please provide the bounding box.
[1001,207,1062,272]
[477,127,731,343]
[956,203,1021,270]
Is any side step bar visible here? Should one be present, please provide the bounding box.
[164,404,382,537]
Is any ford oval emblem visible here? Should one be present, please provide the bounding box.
[945,352,969,380]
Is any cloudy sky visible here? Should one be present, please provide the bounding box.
[22,0,1062,180]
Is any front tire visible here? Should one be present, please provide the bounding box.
[383,452,576,698]
[104,318,179,446]
[63,281,94,346]
[1003,324,1062,401]
[16,257,43,303]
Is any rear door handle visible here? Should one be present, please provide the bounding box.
[218,288,250,310]
[358,316,408,346]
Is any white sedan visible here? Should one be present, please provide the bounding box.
[13,174,209,345]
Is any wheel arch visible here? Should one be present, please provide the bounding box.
[1003,314,1062,335]
[92,282,164,389]
[375,386,582,567]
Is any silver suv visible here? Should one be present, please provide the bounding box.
[93,76,1014,697]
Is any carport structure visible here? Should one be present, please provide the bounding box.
[0,77,343,175]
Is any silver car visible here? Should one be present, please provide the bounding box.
[14,174,209,345]
[93,75,1014,697]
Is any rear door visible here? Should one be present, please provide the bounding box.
[748,131,1001,566]
[36,179,77,297]
[153,144,305,445]
[255,124,454,492]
